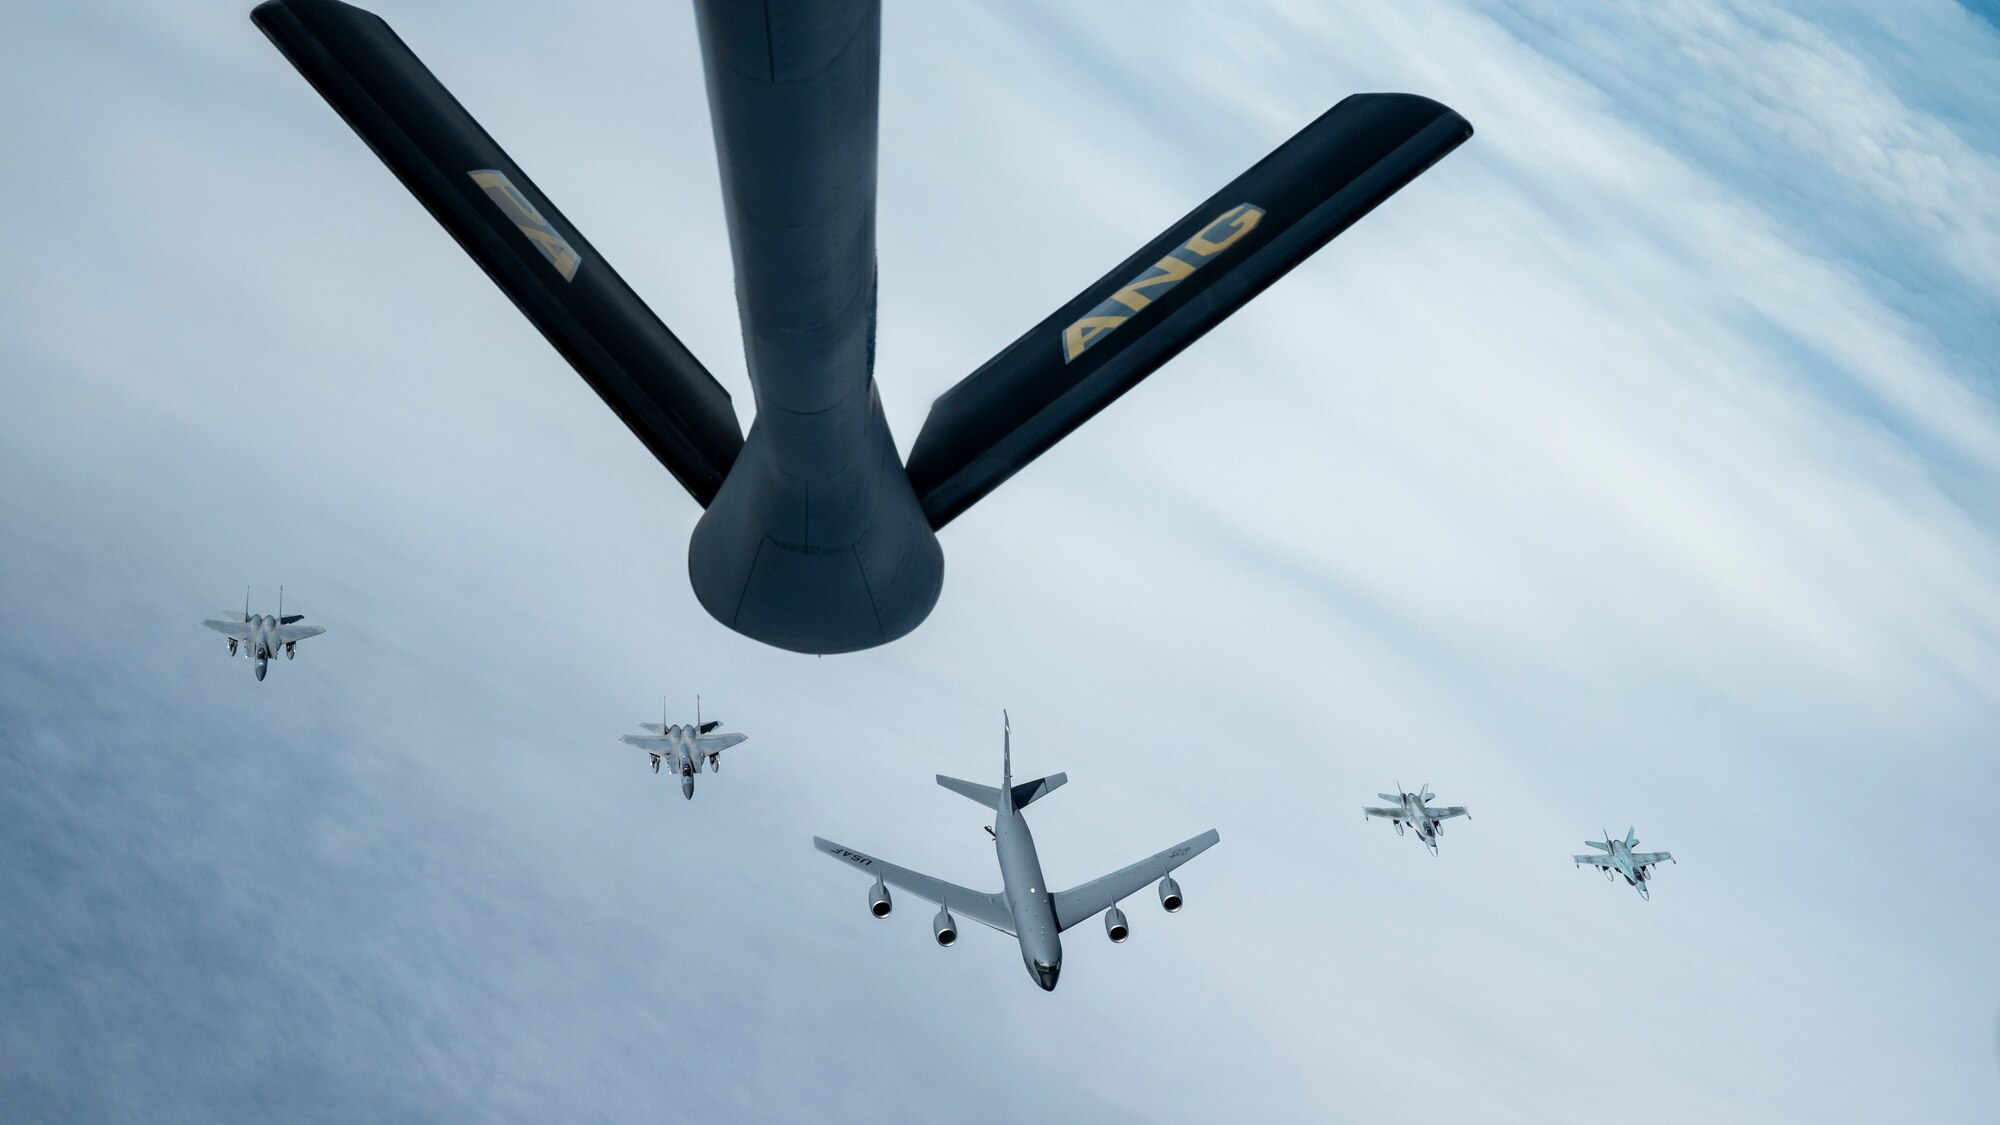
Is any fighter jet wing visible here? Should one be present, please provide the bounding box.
[1573,852,1617,867]
[1052,829,1220,932]
[274,624,325,643]
[812,837,1015,935]
[200,619,252,639]
[695,732,747,753]
[1631,851,1674,866]
[1430,806,1468,820]
[1362,806,1403,818]
[619,735,671,750]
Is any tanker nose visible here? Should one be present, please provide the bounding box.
[1032,960,1060,992]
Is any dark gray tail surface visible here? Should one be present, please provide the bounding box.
[906,93,1472,528]
[251,0,744,505]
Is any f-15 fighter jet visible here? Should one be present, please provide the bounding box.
[1363,782,1467,855]
[199,587,324,681]
[814,714,1218,992]
[618,697,747,800]
[252,0,1473,654]
[1575,827,1676,900]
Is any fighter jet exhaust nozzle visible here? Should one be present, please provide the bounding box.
[1158,876,1182,913]
[868,878,892,918]
[932,908,957,947]
[1104,906,1129,943]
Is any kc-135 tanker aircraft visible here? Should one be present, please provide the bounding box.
[250,0,1472,654]
[815,715,1219,992]
[199,587,324,681]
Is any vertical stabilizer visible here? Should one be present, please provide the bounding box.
[1000,711,1013,811]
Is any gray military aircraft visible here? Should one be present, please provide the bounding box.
[1575,828,1677,900]
[253,0,1473,654]
[1363,782,1468,855]
[814,714,1219,992]
[199,587,324,681]
[617,696,748,800]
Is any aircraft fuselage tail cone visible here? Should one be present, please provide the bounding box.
[252,0,1472,653]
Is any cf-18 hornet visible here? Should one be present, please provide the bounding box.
[815,714,1218,992]
[1575,827,1676,900]
[1363,782,1468,855]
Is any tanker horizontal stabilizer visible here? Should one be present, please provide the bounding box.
[906,93,1472,528]
[251,0,743,504]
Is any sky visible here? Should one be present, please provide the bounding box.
[2,0,1997,1121]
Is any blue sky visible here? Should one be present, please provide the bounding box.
[2,1,1997,1121]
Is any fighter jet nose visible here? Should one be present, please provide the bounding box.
[254,661,267,681]
[681,780,695,799]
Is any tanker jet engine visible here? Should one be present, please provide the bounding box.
[252,0,1475,654]
[814,713,1218,992]
[1574,827,1677,900]
[1363,782,1468,855]
[618,696,748,800]
[199,587,324,681]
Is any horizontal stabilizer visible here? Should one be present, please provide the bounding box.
[1377,792,1404,803]
[1585,840,1613,851]
[251,0,743,505]
[1010,772,1066,808]
[936,772,1068,810]
[905,93,1472,528]
[936,774,1002,808]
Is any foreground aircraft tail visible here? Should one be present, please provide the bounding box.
[937,772,1068,812]
[905,93,1473,528]
[937,710,1067,811]
[251,0,743,505]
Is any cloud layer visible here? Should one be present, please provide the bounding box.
[2,1,1996,1121]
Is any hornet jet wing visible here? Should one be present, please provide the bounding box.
[1631,851,1674,866]
[1362,806,1403,818]
[813,837,1015,935]
[1430,806,1468,820]
[1052,829,1220,932]
[1573,851,1618,868]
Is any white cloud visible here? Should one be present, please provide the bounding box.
[1,0,1997,1122]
